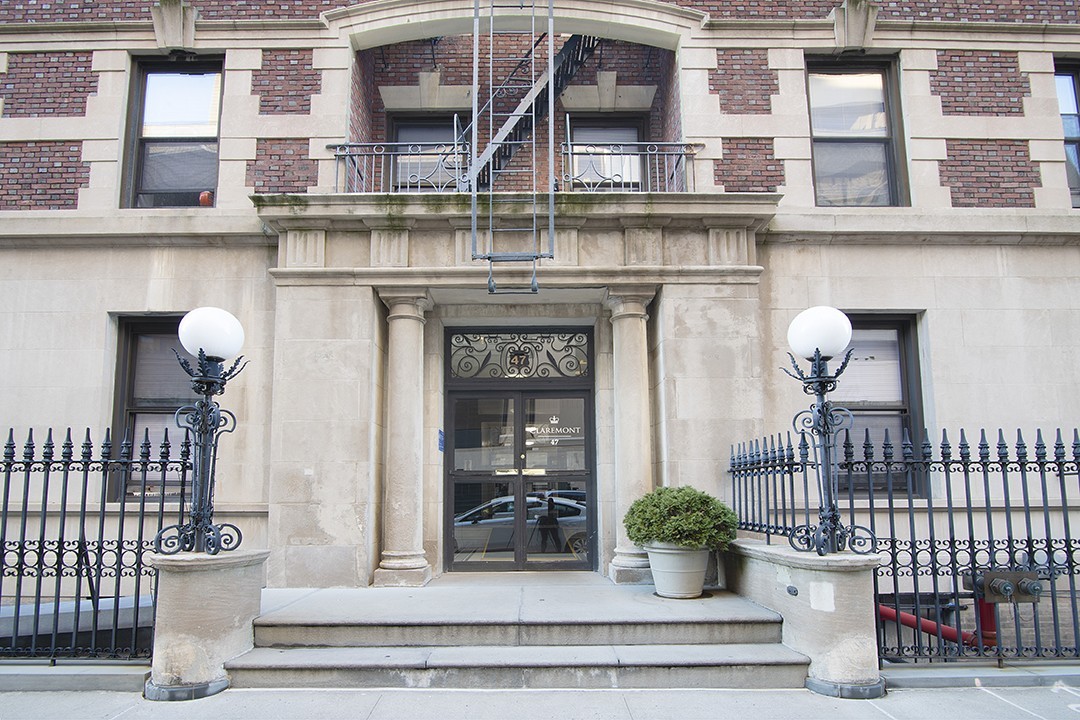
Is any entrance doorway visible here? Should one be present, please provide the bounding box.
[443,330,595,571]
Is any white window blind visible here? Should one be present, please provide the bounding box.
[831,328,902,404]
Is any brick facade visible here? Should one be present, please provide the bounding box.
[931,51,1030,116]
[252,49,321,115]
[0,52,97,118]
[0,141,89,210]
[939,140,1040,208]
[713,138,783,192]
[1,1,1077,23]
[709,50,776,115]
[247,139,318,194]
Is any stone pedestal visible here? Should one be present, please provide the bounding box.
[144,549,269,701]
[605,288,657,584]
[726,539,885,698]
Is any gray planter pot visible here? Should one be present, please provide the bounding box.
[644,542,710,599]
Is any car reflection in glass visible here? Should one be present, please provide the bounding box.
[453,495,587,558]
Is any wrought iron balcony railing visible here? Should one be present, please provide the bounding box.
[329,141,700,194]
[330,142,470,194]
[560,142,700,193]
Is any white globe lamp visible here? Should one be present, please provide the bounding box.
[178,307,245,361]
[786,306,851,360]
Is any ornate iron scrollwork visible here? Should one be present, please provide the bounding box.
[450,332,590,380]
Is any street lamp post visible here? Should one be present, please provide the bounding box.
[154,307,247,555]
[783,306,876,556]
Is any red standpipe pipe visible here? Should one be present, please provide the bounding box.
[877,604,992,647]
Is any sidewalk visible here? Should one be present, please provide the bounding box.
[2,684,1080,720]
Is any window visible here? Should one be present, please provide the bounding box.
[1055,67,1080,207]
[113,317,197,496]
[830,316,923,492]
[567,120,644,190]
[392,117,465,191]
[807,62,903,206]
[127,60,222,208]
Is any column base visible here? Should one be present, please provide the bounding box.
[608,562,653,585]
[144,677,229,702]
[805,676,887,699]
[373,565,432,587]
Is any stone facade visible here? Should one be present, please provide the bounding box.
[0,0,1077,593]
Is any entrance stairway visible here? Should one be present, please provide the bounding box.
[225,574,810,689]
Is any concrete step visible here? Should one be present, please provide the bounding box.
[254,617,783,648]
[253,586,785,648]
[226,643,810,689]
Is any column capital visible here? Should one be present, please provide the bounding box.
[377,288,433,318]
[604,286,657,320]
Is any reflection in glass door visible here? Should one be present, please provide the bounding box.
[447,393,593,570]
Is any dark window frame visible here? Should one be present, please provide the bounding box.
[1055,63,1080,208]
[387,113,468,191]
[565,113,649,191]
[837,314,925,496]
[806,58,907,207]
[123,57,223,209]
[112,316,194,499]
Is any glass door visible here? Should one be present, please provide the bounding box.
[447,392,593,570]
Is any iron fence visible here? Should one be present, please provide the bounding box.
[1,427,191,660]
[730,427,1080,663]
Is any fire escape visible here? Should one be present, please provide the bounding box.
[465,0,600,293]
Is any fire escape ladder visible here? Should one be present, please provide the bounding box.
[466,0,600,294]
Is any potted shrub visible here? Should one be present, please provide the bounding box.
[623,485,738,599]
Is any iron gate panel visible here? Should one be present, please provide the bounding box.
[1,427,191,660]
[731,427,1080,663]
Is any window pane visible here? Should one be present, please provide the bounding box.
[809,72,888,138]
[846,411,908,452]
[394,123,462,190]
[396,124,456,143]
[452,398,515,472]
[139,141,218,193]
[570,125,642,187]
[1056,73,1079,114]
[142,72,221,138]
[133,334,196,401]
[832,328,902,404]
[1064,115,1080,139]
[524,397,586,472]
[1067,143,1080,207]
[572,126,639,144]
[812,141,890,206]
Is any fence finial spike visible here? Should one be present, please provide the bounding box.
[1035,428,1046,462]
[61,428,74,462]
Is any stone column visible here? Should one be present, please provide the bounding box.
[144,549,269,701]
[605,287,657,584]
[373,289,432,587]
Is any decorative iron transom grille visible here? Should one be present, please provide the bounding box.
[449,332,590,379]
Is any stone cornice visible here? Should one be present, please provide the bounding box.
[254,192,780,234]
[763,208,1080,246]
